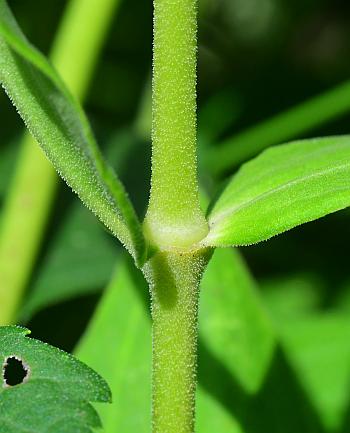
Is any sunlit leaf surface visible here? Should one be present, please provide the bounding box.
[205,136,350,247]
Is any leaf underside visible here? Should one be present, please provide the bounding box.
[0,0,145,265]
[0,326,111,433]
[205,136,350,247]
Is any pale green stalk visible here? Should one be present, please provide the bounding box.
[143,0,210,432]
[143,250,210,433]
[144,0,208,250]
[132,0,212,142]
[0,0,120,325]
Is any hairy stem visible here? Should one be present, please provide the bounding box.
[143,250,210,433]
[0,0,119,325]
[145,0,208,249]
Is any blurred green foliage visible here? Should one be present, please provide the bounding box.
[2,0,350,431]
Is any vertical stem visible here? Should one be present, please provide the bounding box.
[0,0,120,325]
[144,2,211,427]
[144,250,209,433]
[145,0,208,249]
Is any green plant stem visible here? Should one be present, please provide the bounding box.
[0,0,119,325]
[132,0,212,143]
[207,80,350,175]
[143,1,210,429]
[143,250,210,433]
[144,0,207,250]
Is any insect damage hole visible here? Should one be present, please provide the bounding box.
[2,356,30,387]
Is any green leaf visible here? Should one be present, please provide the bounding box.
[0,326,111,433]
[205,136,350,247]
[20,128,142,320]
[277,313,350,431]
[261,272,324,320]
[196,388,243,433]
[0,0,145,265]
[200,248,275,393]
[75,257,152,433]
[20,203,118,321]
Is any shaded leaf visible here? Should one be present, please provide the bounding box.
[0,326,111,433]
[196,388,243,433]
[75,257,152,433]
[200,248,275,393]
[0,0,145,264]
[277,313,350,431]
[205,136,350,247]
[261,272,324,320]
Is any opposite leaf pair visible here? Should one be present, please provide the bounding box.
[1,0,350,266]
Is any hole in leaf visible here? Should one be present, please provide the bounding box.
[3,356,29,387]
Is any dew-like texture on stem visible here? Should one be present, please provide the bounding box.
[205,136,350,247]
[143,249,211,433]
[0,0,145,264]
[145,0,208,249]
[0,326,111,433]
[77,253,244,432]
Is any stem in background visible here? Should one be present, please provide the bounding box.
[0,0,120,325]
[144,0,208,250]
[143,250,210,433]
[208,80,350,175]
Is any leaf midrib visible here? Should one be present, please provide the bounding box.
[209,161,350,228]
[228,141,347,203]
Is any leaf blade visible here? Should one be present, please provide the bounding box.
[205,136,350,246]
[200,248,275,393]
[276,313,350,431]
[75,257,152,433]
[0,326,111,433]
[0,0,145,264]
